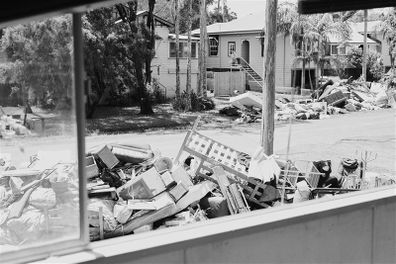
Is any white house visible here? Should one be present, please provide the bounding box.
[192,12,300,91]
[136,11,200,98]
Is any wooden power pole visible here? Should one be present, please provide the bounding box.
[260,0,277,155]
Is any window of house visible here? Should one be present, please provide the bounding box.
[330,44,338,55]
[228,41,236,57]
[169,42,197,58]
[209,36,219,56]
[338,46,346,55]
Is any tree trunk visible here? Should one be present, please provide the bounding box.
[116,1,153,115]
[145,0,156,85]
[175,0,181,98]
[316,37,321,89]
[301,39,306,94]
[261,0,277,155]
[186,0,193,108]
[308,60,313,91]
[198,0,207,97]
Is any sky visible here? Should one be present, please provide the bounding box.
[226,0,297,18]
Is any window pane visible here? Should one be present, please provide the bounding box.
[191,43,197,58]
[331,45,338,55]
[0,14,79,254]
[169,42,176,57]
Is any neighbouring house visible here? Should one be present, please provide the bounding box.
[133,11,199,98]
[192,13,391,94]
[152,33,200,97]
[192,12,304,93]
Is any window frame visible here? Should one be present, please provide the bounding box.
[227,41,236,57]
[169,41,197,59]
[0,12,88,264]
[330,44,338,55]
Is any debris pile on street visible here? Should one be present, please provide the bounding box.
[220,79,394,123]
[0,119,394,246]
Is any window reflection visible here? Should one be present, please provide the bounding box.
[0,14,79,254]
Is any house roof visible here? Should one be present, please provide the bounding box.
[116,10,174,27]
[328,27,377,44]
[191,12,265,36]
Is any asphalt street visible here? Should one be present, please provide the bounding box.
[2,109,395,175]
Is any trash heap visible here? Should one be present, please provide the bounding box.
[0,157,79,251]
[0,122,395,247]
[0,113,31,138]
[219,78,394,123]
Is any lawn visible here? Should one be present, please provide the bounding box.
[86,103,236,134]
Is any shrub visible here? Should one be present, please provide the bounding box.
[346,47,385,81]
[172,91,216,112]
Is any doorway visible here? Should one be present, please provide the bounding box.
[241,40,250,64]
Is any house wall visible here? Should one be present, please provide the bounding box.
[207,33,303,88]
[152,25,199,98]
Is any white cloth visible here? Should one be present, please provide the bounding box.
[248,147,280,183]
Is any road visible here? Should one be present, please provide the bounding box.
[2,109,395,175]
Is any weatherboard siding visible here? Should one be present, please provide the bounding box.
[152,25,199,97]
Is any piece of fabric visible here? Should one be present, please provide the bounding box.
[248,147,280,183]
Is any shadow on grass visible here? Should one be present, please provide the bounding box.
[86,104,234,135]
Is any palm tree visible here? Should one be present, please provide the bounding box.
[379,8,396,69]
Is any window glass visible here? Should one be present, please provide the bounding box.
[169,42,197,58]
[228,41,236,56]
[0,14,80,255]
[339,46,346,55]
[331,45,338,55]
[209,37,219,56]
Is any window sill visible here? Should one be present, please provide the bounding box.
[32,185,396,264]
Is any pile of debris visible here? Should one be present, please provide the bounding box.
[0,120,394,247]
[219,79,394,123]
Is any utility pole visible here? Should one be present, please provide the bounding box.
[362,9,368,82]
[260,0,277,155]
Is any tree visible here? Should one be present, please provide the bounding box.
[185,0,193,110]
[116,1,154,115]
[198,0,207,97]
[379,8,396,69]
[346,47,385,81]
[1,16,73,108]
[208,2,237,24]
[174,0,181,98]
